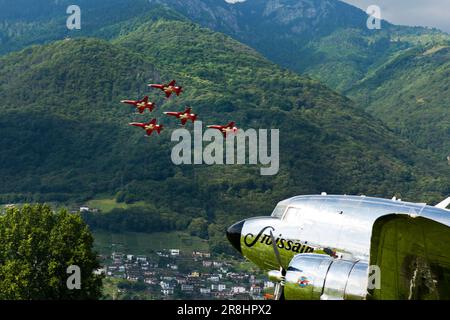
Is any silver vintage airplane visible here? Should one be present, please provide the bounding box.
[226,194,450,300]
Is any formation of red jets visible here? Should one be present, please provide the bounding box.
[120,80,238,137]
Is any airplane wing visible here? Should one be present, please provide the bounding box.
[184,107,192,114]
[227,122,235,128]
[149,119,157,125]
[146,129,154,136]
[181,118,187,125]
[142,96,149,103]
[165,91,172,98]
[168,80,176,86]
[368,214,450,300]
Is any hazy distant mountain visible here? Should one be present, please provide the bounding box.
[0,0,153,54]
[146,0,450,156]
[143,0,446,89]
[1,0,447,90]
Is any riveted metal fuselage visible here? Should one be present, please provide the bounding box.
[229,195,450,272]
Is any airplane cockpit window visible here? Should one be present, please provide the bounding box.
[283,207,302,225]
[271,205,287,218]
[287,266,301,272]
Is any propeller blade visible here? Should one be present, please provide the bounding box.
[270,230,284,270]
[269,230,286,300]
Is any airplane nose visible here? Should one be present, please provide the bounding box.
[226,220,245,254]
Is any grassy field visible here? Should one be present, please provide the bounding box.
[86,198,148,213]
[93,230,209,256]
[1,198,145,213]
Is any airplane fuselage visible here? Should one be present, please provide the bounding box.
[165,86,178,93]
[222,127,237,134]
[122,99,154,112]
[227,194,450,272]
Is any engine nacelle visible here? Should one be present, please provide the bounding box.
[283,253,369,300]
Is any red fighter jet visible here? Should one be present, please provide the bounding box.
[207,122,238,137]
[164,107,198,125]
[120,96,156,113]
[149,80,183,98]
[129,119,163,136]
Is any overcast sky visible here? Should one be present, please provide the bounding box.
[225,0,450,33]
[341,0,450,33]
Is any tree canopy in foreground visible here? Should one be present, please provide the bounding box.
[0,204,103,299]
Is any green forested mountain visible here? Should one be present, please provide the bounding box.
[1,11,448,215]
[347,45,450,156]
[0,0,154,54]
[145,0,450,158]
[1,1,448,160]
